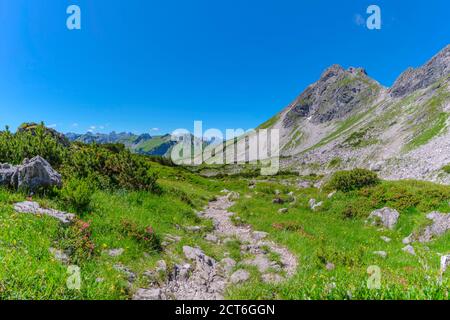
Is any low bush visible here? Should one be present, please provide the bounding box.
[57,178,93,214]
[325,169,379,192]
[120,219,162,252]
[59,218,95,264]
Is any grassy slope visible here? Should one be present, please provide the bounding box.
[1,163,449,300]
[0,163,226,299]
[225,179,450,299]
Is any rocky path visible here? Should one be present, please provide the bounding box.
[133,194,298,300]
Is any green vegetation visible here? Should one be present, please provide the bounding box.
[404,89,450,151]
[406,112,448,151]
[258,114,280,130]
[0,123,449,300]
[227,179,450,299]
[325,169,380,192]
[327,157,342,169]
[442,164,450,174]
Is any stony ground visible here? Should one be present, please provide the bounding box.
[133,193,298,300]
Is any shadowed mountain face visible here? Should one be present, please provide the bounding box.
[65,132,176,156]
[257,45,450,184]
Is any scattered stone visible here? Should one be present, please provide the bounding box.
[417,212,450,243]
[272,198,285,204]
[184,226,204,233]
[373,251,388,259]
[220,258,236,274]
[261,273,284,284]
[370,162,384,172]
[309,199,323,211]
[243,255,271,273]
[275,189,281,195]
[298,181,311,188]
[205,233,218,243]
[49,247,70,264]
[107,248,124,257]
[440,255,450,275]
[135,195,298,301]
[402,245,416,256]
[402,234,413,245]
[327,191,336,199]
[155,260,167,273]
[380,236,391,243]
[325,262,335,271]
[0,156,62,191]
[113,264,136,283]
[183,246,204,261]
[252,231,268,241]
[14,201,75,224]
[227,192,240,201]
[220,189,230,194]
[230,270,250,284]
[95,277,104,283]
[368,207,400,229]
[278,208,288,214]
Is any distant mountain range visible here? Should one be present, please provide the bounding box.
[65,132,176,156]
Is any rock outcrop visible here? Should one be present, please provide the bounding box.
[390,45,450,97]
[368,207,400,229]
[283,65,381,127]
[14,201,75,224]
[0,156,62,191]
[417,212,450,243]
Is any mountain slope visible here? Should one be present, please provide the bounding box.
[261,45,450,183]
[66,132,176,156]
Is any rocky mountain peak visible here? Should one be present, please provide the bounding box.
[390,44,450,98]
[282,64,381,127]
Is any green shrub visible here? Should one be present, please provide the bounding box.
[58,178,93,214]
[59,218,95,264]
[0,123,67,167]
[61,143,161,193]
[120,219,162,252]
[442,164,450,174]
[326,168,379,192]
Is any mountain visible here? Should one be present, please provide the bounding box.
[65,131,176,156]
[244,45,450,183]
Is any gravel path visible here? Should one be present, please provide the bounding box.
[133,194,298,300]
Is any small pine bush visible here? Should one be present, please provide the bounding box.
[326,168,379,192]
[58,178,93,214]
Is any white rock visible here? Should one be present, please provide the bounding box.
[14,201,75,224]
[380,236,391,243]
[108,248,124,257]
[230,270,250,284]
[368,207,400,229]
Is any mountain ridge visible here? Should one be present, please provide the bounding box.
[259,44,450,184]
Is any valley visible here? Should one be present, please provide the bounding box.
[0,45,449,300]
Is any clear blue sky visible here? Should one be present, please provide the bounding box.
[0,0,448,134]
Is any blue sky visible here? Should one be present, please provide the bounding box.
[0,0,448,134]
